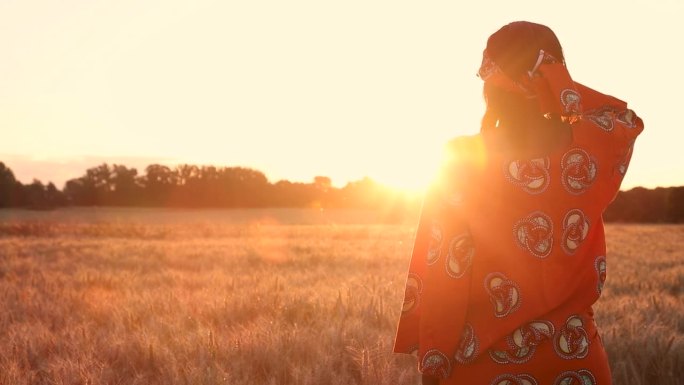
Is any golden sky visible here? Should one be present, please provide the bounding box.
[1,0,682,190]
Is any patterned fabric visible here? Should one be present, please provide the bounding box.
[393,79,643,383]
[478,49,582,124]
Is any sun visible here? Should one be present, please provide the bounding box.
[375,163,437,194]
[369,143,444,194]
[374,131,489,195]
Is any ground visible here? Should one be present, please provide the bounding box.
[0,208,682,385]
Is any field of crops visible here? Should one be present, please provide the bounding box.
[0,208,682,385]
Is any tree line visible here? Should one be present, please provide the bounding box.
[0,162,414,215]
[603,186,684,223]
[0,161,682,223]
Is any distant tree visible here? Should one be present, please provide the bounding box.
[170,164,200,206]
[606,187,673,223]
[176,164,200,186]
[310,176,333,208]
[0,162,18,207]
[142,164,176,205]
[667,186,684,223]
[110,164,140,205]
[25,179,47,209]
[340,177,383,209]
[196,166,219,207]
[87,163,114,204]
[63,178,93,205]
[226,167,269,207]
[63,163,112,206]
[45,182,66,208]
[271,180,316,207]
[606,188,642,222]
[314,176,332,191]
[205,167,266,207]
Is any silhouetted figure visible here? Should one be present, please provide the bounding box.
[394,21,643,384]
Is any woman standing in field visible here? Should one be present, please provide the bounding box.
[394,21,643,385]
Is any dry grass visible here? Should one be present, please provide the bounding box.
[0,209,682,385]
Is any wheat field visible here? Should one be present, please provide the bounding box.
[0,208,682,385]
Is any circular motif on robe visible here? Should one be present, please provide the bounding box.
[595,256,607,294]
[586,107,615,131]
[560,89,581,114]
[446,233,474,278]
[420,349,452,379]
[503,158,550,194]
[561,209,590,255]
[427,222,443,265]
[490,373,538,385]
[554,370,596,385]
[401,273,423,314]
[485,273,522,318]
[616,109,638,128]
[490,320,555,364]
[554,315,590,359]
[454,323,479,364]
[514,211,554,258]
[561,148,597,194]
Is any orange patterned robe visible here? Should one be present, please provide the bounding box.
[393,83,643,385]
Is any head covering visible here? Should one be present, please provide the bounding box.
[478,22,582,123]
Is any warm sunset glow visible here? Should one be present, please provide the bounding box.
[1,1,682,190]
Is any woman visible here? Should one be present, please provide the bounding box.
[394,21,643,385]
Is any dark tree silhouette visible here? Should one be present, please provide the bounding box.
[110,165,140,206]
[63,164,110,206]
[271,180,317,208]
[0,162,19,207]
[170,164,200,206]
[666,186,684,223]
[142,164,176,205]
[45,182,66,208]
[87,164,114,204]
[2,158,682,222]
[604,187,673,223]
[25,179,47,209]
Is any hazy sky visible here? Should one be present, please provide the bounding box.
[1,0,682,190]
